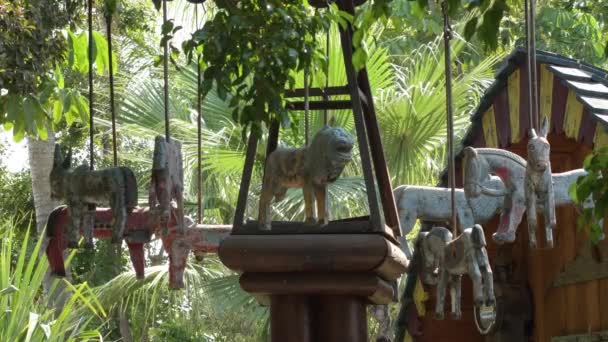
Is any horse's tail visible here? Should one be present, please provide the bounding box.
[471,224,487,248]
[120,167,138,213]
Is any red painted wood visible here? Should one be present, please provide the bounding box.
[551,77,568,135]
[126,242,145,279]
[493,87,511,148]
[578,107,597,147]
[520,63,532,138]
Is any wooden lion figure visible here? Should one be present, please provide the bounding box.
[258,126,354,230]
[50,145,138,248]
[525,117,556,248]
[418,225,495,320]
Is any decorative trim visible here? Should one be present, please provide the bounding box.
[594,124,608,149]
[508,69,521,143]
[564,90,584,139]
[540,65,554,129]
[483,107,499,148]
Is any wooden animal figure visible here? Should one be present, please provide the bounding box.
[149,136,185,235]
[418,225,495,320]
[463,146,603,245]
[394,176,506,236]
[525,117,556,248]
[45,205,231,289]
[258,126,354,230]
[462,147,527,244]
[50,145,138,247]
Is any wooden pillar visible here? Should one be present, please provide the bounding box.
[317,295,367,342]
[219,231,408,342]
[271,295,313,342]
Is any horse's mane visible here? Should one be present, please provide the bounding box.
[474,148,527,167]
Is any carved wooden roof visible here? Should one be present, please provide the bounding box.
[462,47,608,151]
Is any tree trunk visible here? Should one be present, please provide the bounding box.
[28,131,70,307]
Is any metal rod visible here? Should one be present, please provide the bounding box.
[530,0,539,130]
[106,14,118,167]
[525,0,534,132]
[196,4,203,224]
[88,0,95,171]
[163,0,170,142]
[323,27,330,125]
[442,1,457,234]
[304,66,310,145]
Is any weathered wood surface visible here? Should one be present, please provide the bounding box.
[219,234,408,281]
[240,272,395,304]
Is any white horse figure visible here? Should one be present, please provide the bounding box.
[394,176,506,236]
[463,146,603,245]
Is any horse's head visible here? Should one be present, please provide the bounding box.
[417,227,452,285]
[527,117,551,173]
[49,144,72,200]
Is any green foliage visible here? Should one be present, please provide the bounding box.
[0,0,117,142]
[0,221,106,341]
[569,146,608,243]
[181,1,337,136]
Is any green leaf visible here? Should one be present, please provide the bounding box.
[93,31,109,75]
[352,48,367,71]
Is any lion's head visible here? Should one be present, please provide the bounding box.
[306,125,354,184]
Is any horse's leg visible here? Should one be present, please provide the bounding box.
[450,274,462,319]
[435,269,448,320]
[127,242,145,280]
[467,258,484,306]
[111,190,127,244]
[82,204,95,249]
[545,178,556,248]
[525,181,538,248]
[398,206,417,237]
[482,261,496,306]
[66,201,82,248]
[175,183,185,234]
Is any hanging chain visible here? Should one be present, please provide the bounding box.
[196,4,203,224]
[304,66,310,145]
[442,1,457,236]
[163,0,170,142]
[88,0,95,171]
[106,11,117,167]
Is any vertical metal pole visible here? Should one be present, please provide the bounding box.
[323,28,330,125]
[442,1,457,234]
[196,5,203,224]
[304,67,310,145]
[529,0,539,130]
[88,0,95,171]
[106,14,118,167]
[163,0,170,142]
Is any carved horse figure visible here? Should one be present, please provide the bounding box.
[525,117,556,248]
[45,205,231,289]
[150,136,185,235]
[462,147,527,244]
[463,146,602,245]
[394,176,506,236]
[418,225,495,320]
[50,145,138,247]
